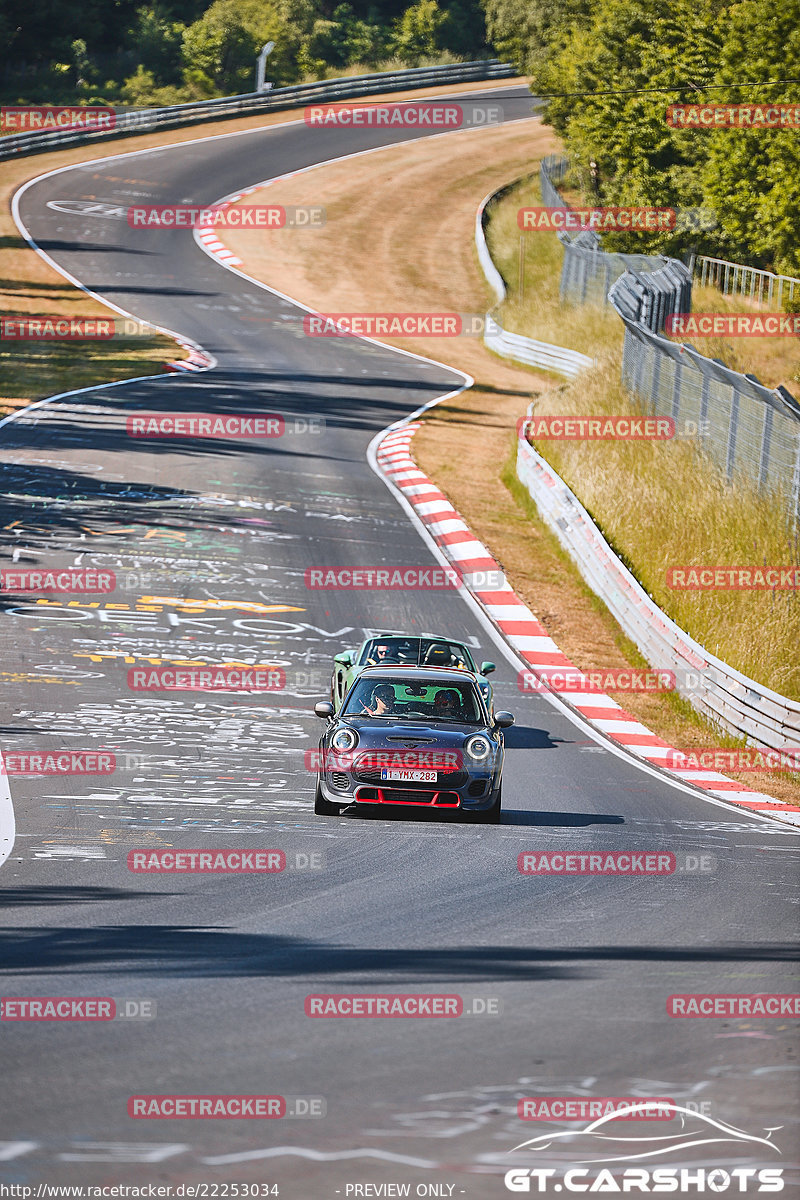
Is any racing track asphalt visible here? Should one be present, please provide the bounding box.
[0,86,798,1194]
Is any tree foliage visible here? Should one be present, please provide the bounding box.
[1,0,486,104]
[483,0,800,272]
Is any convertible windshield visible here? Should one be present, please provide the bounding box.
[359,637,474,670]
[343,676,484,723]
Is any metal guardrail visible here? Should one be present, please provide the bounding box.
[484,316,593,378]
[516,429,800,751]
[477,164,799,746]
[475,185,594,378]
[0,60,517,161]
[695,255,800,307]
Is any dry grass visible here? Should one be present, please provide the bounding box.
[524,356,800,699]
[670,283,800,392]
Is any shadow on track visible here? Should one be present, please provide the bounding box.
[0,887,171,908]
[0,928,794,979]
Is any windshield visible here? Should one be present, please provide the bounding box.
[358,637,475,670]
[343,677,484,724]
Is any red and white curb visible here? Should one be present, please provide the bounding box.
[375,424,799,827]
[193,190,260,269]
[165,337,215,373]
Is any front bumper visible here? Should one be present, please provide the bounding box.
[318,771,500,812]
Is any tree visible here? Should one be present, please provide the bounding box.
[391,0,445,63]
[181,0,311,92]
[126,4,187,86]
[482,0,594,79]
[529,0,729,255]
[702,0,800,274]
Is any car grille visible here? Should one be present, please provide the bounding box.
[355,786,460,808]
[353,768,467,788]
[330,772,350,790]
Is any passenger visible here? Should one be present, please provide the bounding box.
[360,682,395,717]
[433,689,461,719]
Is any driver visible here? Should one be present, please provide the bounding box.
[366,642,396,665]
[433,689,461,719]
[360,682,395,717]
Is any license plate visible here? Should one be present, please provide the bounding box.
[380,769,437,783]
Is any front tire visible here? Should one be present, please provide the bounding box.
[314,780,341,816]
[466,787,501,824]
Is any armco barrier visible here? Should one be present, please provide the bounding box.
[516,421,800,751]
[475,178,800,753]
[484,316,592,378]
[0,61,517,161]
[475,186,594,378]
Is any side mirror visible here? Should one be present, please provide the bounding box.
[333,651,353,667]
[480,661,496,676]
[314,701,335,719]
[494,711,514,728]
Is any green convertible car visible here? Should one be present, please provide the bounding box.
[330,631,496,712]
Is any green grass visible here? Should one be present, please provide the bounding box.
[0,338,179,417]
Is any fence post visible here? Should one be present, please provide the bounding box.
[671,358,683,427]
[758,404,774,489]
[699,370,711,432]
[726,386,740,479]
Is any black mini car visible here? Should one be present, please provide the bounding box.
[313,666,513,823]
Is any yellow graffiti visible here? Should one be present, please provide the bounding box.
[74,652,284,669]
[141,597,305,614]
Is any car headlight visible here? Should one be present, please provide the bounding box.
[465,734,492,761]
[331,726,358,752]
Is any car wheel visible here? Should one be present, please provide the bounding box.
[314,780,341,816]
[466,787,501,824]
